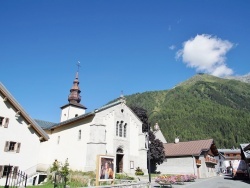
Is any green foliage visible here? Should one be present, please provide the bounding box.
[50,160,60,173]
[27,182,53,188]
[61,158,70,183]
[126,74,250,148]
[61,158,70,177]
[49,159,70,185]
[135,167,144,176]
[115,173,135,180]
[130,106,165,171]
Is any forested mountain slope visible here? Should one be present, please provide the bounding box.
[125,74,250,148]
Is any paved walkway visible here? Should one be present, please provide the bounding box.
[150,176,216,188]
[149,174,250,188]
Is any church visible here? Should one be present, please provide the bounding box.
[0,70,148,185]
[36,71,148,175]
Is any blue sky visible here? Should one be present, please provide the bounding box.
[1,0,250,122]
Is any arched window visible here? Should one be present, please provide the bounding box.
[116,121,119,136]
[119,123,122,137]
[123,123,127,138]
[116,148,123,153]
[78,130,81,140]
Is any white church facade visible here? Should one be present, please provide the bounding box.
[37,72,148,174]
[0,71,148,185]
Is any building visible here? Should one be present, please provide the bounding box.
[215,149,241,173]
[37,72,148,175]
[240,143,250,179]
[0,83,49,186]
[157,138,218,178]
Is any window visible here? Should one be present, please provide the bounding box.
[57,136,60,144]
[2,166,12,177]
[123,123,127,138]
[117,121,127,138]
[0,116,4,126]
[78,130,81,140]
[119,123,122,137]
[116,121,119,136]
[4,141,21,153]
[0,166,18,178]
[0,117,9,128]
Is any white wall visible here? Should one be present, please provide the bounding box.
[38,117,92,171]
[157,157,197,175]
[60,105,85,122]
[38,102,147,175]
[0,93,42,185]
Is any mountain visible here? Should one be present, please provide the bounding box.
[225,74,250,84]
[125,74,250,148]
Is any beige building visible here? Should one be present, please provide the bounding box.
[157,138,219,178]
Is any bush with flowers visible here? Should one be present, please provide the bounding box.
[155,174,197,185]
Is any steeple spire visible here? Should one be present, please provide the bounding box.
[60,62,87,122]
[68,71,81,104]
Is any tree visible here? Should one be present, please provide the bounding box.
[130,106,149,132]
[130,106,165,172]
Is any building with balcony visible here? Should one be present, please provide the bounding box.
[215,149,241,173]
[156,138,218,178]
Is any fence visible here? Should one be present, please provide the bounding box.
[4,165,27,188]
[54,172,67,188]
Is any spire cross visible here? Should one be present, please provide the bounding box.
[77,61,81,72]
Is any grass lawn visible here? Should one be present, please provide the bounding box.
[27,183,53,188]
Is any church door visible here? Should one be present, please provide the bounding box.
[116,154,123,173]
[116,148,124,173]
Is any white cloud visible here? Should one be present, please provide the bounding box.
[169,45,175,50]
[176,34,234,77]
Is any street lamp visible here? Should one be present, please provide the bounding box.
[147,121,160,183]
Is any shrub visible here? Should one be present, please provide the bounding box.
[135,167,144,176]
[115,173,134,180]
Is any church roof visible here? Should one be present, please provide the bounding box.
[34,119,57,129]
[48,111,95,130]
[164,139,218,157]
[43,99,126,130]
[60,101,87,109]
[0,82,49,141]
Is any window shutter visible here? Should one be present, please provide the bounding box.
[4,141,10,152]
[16,143,21,153]
[4,118,9,128]
[0,166,3,177]
[13,166,18,179]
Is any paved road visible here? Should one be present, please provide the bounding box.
[151,174,250,188]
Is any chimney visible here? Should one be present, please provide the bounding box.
[174,137,179,144]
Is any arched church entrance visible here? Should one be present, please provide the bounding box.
[116,147,124,173]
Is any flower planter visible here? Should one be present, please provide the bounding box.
[158,182,173,188]
[175,181,184,185]
[155,174,197,187]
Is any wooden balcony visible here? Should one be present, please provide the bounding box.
[205,157,218,164]
[196,159,201,166]
[225,156,241,160]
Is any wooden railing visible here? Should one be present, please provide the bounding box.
[196,159,201,166]
[205,157,218,164]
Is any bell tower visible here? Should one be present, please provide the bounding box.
[60,63,87,122]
